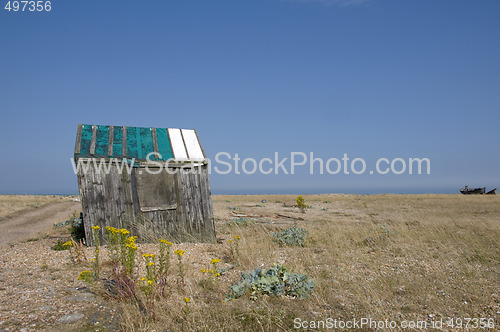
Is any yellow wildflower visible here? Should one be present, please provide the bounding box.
[140,277,146,281]
[214,273,220,277]
[184,297,190,303]
[126,236,137,243]
[233,235,240,240]
[63,241,73,246]
[91,225,100,230]
[125,243,137,250]
[201,268,207,273]
[174,249,185,256]
[147,280,153,285]
[105,226,118,234]
[211,258,220,264]
[119,229,130,235]
[77,270,92,281]
[147,262,155,266]
[228,239,233,243]
[208,269,215,274]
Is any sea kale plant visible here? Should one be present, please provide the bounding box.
[363,224,395,248]
[226,264,314,301]
[272,227,309,247]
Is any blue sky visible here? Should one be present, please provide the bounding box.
[1,0,499,195]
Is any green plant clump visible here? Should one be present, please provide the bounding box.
[226,264,314,300]
[363,224,395,247]
[70,216,85,243]
[52,239,70,251]
[296,195,306,213]
[226,217,255,227]
[272,227,308,247]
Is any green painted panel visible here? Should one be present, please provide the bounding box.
[139,127,154,160]
[135,127,143,160]
[126,126,139,160]
[77,125,178,161]
[112,126,123,158]
[156,128,173,160]
[79,124,93,157]
[94,125,109,157]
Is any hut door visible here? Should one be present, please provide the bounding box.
[134,169,177,212]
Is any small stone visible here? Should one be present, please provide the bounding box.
[39,305,57,311]
[66,292,95,302]
[57,312,85,324]
[20,329,28,332]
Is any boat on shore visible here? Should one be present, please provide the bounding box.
[486,188,497,195]
[460,186,486,195]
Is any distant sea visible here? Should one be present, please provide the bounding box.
[0,188,461,196]
[212,188,460,195]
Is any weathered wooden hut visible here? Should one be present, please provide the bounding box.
[74,124,215,245]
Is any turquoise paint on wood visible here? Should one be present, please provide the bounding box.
[112,126,123,158]
[76,125,185,162]
[79,125,93,157]
[135,127,143,160]
[94,125,109,157]
[139,127,154,160]
[126,126,139,160]
[156,128,174,160]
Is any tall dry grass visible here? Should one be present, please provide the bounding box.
[94,194,499,331]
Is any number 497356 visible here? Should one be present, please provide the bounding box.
[4,1,52,12]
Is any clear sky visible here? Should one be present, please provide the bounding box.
[1,0,499,195]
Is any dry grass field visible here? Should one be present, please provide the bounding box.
[0,194,498,331]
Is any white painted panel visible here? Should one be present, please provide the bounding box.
[182,129,205,160]
[167,128,188,160]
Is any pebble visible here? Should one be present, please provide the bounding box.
[39,305,57,311]
[57,312,85,324]
[66,292,95,302]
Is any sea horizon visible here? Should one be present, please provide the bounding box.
[0,188,467,196]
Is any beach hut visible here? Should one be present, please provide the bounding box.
[74,124,215,245]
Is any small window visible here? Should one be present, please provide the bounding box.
[135,169,177,212]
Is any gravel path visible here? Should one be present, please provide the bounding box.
[0,200,121,331]
[0,201,81,247]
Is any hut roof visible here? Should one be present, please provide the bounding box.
[74,124,206,162]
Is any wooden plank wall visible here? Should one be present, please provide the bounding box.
[77,164,215,245]
[78,165,136,246]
